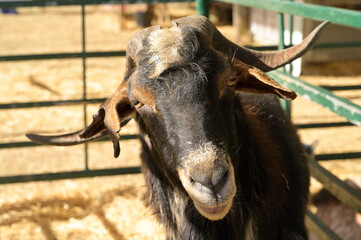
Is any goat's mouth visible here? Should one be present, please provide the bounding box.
[178,164,236,221]
[193,199,233,221]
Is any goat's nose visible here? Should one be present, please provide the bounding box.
[189,164,229,191]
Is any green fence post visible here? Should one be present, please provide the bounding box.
[196,0,210,17]
[81,2,89,170]
[288,0,294,74]
[278,2,292,117]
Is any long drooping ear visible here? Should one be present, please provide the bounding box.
[230,59,297,100]
[26,28,146,158]
[82,81,134,157]
[26,81,134,158]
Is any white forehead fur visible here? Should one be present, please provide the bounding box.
[147,23,184,78]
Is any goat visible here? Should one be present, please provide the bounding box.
[309,179,361,240]
[27,15,328,239]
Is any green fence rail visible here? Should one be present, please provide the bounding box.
[1,0,361,239]
[0,167,142,185]
[216,0,361,28]
[0,0,188,7]
[305,209,342,240]
[268,71,361,126]
[228,0,361,240]
[0,51,126,61]
[214,0,361,239]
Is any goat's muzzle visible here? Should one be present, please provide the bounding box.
[178,143,236,221]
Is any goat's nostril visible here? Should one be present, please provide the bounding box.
[190,176,195,184]
[188,165,229,190]
[189,171,210,188]
[212,167,229,186]
[215,169,229,189]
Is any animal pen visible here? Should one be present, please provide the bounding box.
[0,0,360,239]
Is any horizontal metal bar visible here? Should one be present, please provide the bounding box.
[2,41,359,62]
[0,141,39,148]
[0,98,106,109]
[315,152,361,161]
[0,134,139,149]
[1,49,277,62]
[1,1,361,31]
[305,209,342,240]
[218,0,361,29]
[309,158,361,214]
[268,71,361,126]
[320,85,361,91]
[0,0,191,7]
[0,166,142,184]
[315,42,361,50]
[247,45,279,51]
[0,51,126,62]
[296,121,354,129]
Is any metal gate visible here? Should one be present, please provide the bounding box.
[0,0,192,183]
[207,0,361,239]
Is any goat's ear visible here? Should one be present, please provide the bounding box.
[83,81,134,157]
[231,59,297,100]
[26,81,134,158]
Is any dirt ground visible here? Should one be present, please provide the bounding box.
[0,4,360,239]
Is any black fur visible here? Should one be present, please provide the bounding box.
[127,22,310,240]
[133,60,309,239]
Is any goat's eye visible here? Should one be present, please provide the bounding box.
[228,77,237,86]
[132,101,144,108]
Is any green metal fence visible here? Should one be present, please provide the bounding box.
[1,0,361,239]
[0,0,192,183]
[211,0,361,239]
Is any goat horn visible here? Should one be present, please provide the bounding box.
[25,27,147,158]
[26,107,108,147]
[26,130,108,146]
[26,107,107,146]
[26,82,133,158]
[176,15,329,72]
[234,20,330,71]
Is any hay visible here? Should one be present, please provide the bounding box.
[0,175,165,239]
[0,5,360,239]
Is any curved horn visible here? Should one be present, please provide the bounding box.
[26,82,134,158]
[26,130,108,146]
[26,27,148,158]
[26,107,107,146]
[234,20,330,71]
[176,15,329,72]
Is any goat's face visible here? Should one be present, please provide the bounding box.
[128,35,239,220]
[26,15,328,221]
[124,22,299,220]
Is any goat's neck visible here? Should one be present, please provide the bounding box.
[138,117,251,239]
